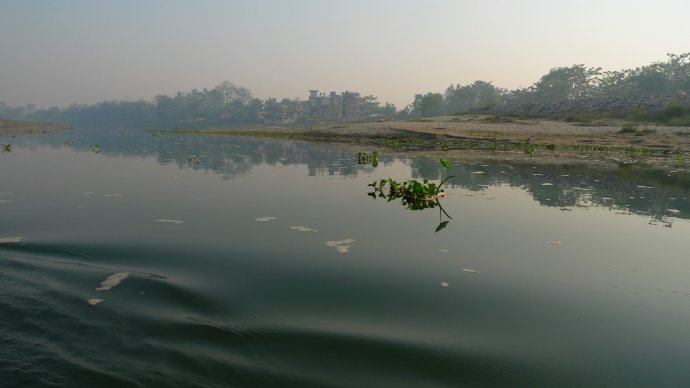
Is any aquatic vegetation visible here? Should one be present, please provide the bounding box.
[188,154,202,163]
[368,159,454,231]
[90,145,101,153]
[95,272,129,291]
[326,239,354,253]
[356,150,379,167]
[1,143,11,152]
[524,143,537,156]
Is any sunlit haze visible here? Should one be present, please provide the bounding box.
[2,0,689,108]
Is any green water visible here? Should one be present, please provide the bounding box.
[1,129,689,387]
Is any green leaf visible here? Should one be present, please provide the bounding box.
[440,158,452,171]
[435,220,450,233]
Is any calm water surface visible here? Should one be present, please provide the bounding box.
[1,129,689,387]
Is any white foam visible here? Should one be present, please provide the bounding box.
[87,298,104,305]
[326,239,354,253]
[290,226,319,232]
[95,272,129,291]
[0,237,22,244]
[667,209,681,214]
[254,216,277,222]
[155,219,183,224]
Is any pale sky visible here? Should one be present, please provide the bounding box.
[1,0,689,109]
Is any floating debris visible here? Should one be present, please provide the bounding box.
[541,183,553,186]
[104,194,122,197]
[462,267,479,274]
[667,209,681,214]
[471,171,485,174]
[0,237,22,244]
[86,298,104,306]
[290,226,319,232]
[155,219,183,224]
[254,216,277,222]
[441,282,449,288]
[438,249,449,253]
[533,173,543,176]
[95,272,129,291]
[637,185,654,189]
[545,241,562,245]
[326,239,354,253]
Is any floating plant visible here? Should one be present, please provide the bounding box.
[1,144,11,152]
[367,158,454,232]
[90,145,101,153]
[356,150,379,167]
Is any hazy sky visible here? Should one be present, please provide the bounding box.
[2,0,689,108]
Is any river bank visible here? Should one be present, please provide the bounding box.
[0,118,67,138]
[169,115,690,167]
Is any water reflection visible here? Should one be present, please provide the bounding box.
[14,128,690,224]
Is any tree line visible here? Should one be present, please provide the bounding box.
[0,81,396,129]
[405,53,690,117]
[1,53,689,126]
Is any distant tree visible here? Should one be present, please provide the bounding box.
[445,80,504,113]
[529,65,602,101]
[410,93,444,117]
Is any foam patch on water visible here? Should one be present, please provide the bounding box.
[96,272,129,291]
[326,239,354,253]
[667,209,681,214]
[255,216,277,222]
[0,237,22,244]
[87,298,104,305]
[290,226,319,232]
[155,219,183,224]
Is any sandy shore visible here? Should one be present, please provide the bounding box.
[303,115,690,151]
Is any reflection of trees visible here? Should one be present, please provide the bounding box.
[28,129,690,223]
[406,158,690,223]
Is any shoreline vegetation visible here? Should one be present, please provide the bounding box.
[0,118,66,137]
[163,114,690,167]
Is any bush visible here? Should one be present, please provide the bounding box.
[663,102,687,119]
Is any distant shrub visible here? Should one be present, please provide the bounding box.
[663,102,687,119]
[619,124,638,134]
